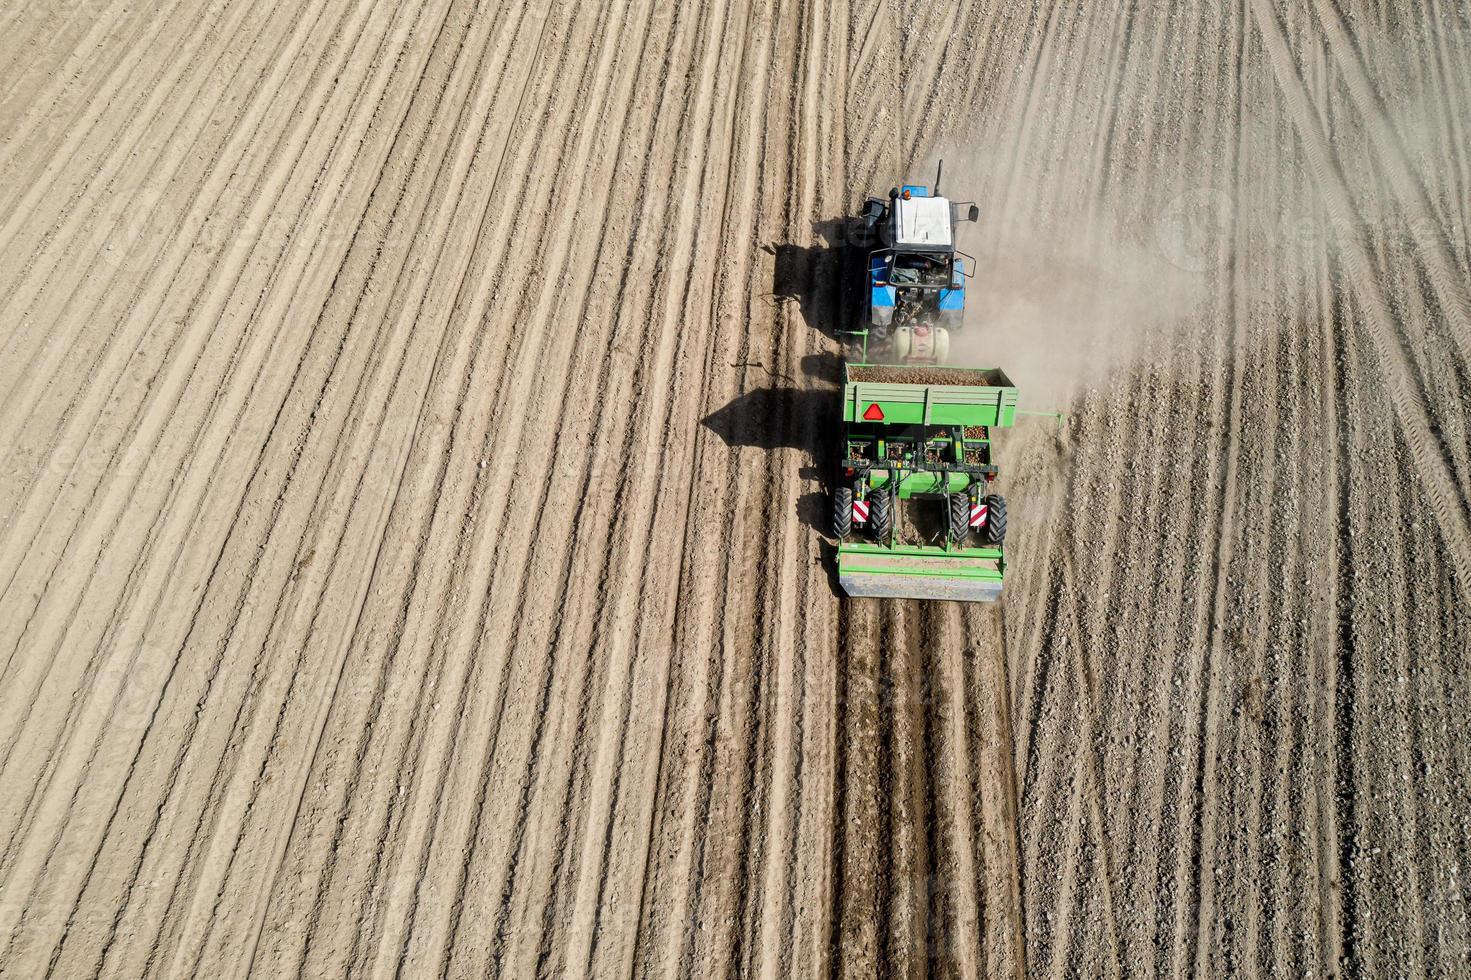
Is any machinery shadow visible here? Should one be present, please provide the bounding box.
[800,350,842,384]
[766,217,871,342]
[700,215,874,593]
[699,387,832,453]
[795,490,833,537]
[699,384,846,549]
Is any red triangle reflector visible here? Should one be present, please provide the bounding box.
[862,403,884,421]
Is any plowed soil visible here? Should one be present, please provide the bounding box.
[0,1,1467,978]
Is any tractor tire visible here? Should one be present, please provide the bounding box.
[871,486,892,543]
[833,486,852,539]
[948,492,969,542]
[983,494,1007,545]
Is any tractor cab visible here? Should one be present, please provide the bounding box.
[859,180,979,363]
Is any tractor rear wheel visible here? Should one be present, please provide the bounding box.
[948,493,968,542]
[871,486,892,543]
[833,486,852,539]
[983,494,1007,545]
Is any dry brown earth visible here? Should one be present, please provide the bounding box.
[0,0,1467,978]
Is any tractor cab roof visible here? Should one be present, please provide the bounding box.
[892,193,953,250]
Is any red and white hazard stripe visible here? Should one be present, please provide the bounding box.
[969,501,988,528]
[852,498,870,523]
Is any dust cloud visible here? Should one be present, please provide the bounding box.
[930,149,1224,410]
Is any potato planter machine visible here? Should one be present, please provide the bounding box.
[834,362,1016,602]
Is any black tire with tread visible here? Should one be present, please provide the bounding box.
[949,493,968,541]
[871,486,892,543]
[834,485,852,539]
[984,493,1007,545]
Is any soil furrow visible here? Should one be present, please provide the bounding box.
[3,1,1468,977]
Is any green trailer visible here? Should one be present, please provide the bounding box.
[834,362,1017,602]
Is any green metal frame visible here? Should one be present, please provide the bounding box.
[838,543,1004,579]
[853,469,973,497]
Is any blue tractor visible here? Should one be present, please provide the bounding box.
[858,166,979,363]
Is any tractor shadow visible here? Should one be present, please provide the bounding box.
[695,215,879,594]
[765,217,873,342]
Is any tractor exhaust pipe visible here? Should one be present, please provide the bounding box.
[934,159,943,196]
